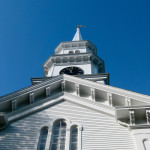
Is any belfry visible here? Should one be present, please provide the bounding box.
[0,27,150,150]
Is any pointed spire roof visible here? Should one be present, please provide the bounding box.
[72,27,83,41]
[72,25,86,41]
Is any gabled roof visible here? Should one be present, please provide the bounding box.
[0,75,150,130]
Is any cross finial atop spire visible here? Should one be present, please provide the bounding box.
[72,25,86,41]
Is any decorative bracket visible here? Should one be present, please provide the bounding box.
[0,113,8,131]
[146,109,150,124]
[75,83,79,96]
[46,86,51,97]
[29,93,34,104]
[91,88,95,101]
[125,97,131,106]
[12,99,17,111]
[107,92,112,106]
[129,110,135,125]
[61,81,65,91]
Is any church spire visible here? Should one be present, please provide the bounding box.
[72,25,86,41]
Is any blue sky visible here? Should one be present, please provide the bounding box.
[0,0,150,96]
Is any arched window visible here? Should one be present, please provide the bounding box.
[70,125,78,150]
[144,139,150,150]
[69,51,74,54]
[38,127,48,150]
[51,119,67,150]
[75,50,80,54]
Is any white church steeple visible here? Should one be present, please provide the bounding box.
[43,27,105,77]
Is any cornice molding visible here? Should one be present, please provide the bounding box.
[31,73,109,85]
[43,53,104,76]
[0,75,63,103]
[54,40,97,54]
[7,92,114,124]
[0,74,150,130]
[63,75,150,102]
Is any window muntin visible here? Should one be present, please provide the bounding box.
[70,125,78,150]
[51,120,67,150]
[38,127,48,150]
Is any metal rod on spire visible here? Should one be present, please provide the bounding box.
[75,25,86,29]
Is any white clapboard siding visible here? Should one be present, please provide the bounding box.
[0,101,137,150]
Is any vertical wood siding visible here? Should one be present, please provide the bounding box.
[0,101,137,150]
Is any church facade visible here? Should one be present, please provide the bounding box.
[0,27,150,150]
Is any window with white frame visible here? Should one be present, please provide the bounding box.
[70,125,78,150]
[37,119,81,150]
[51,119,67,150]
[37,126,48,150]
